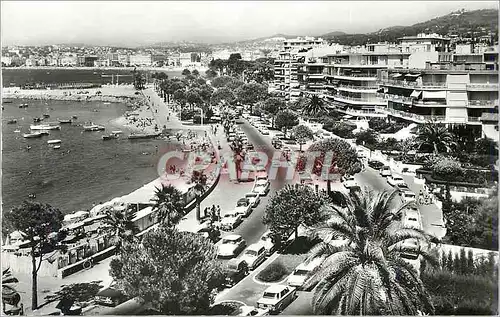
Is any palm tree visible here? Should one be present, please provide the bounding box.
[191,170,208,221]
[102,206,139,252]
[302,95,327,118]
[303,189,437,315]
[2,268,23,315]
[416,121,456,154]
[151,184,185,228]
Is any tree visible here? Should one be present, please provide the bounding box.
[263,184,328,239]
[3,201,64,310]
[292,125,314,151]
[133,71,146,90]
[109,227,225,315]
[262,97,286,128]
[191,170,208,221]
[205,68,218,79]
[173,89,186,106]
[307,137,363,176]
[211,76,237,88]
[275,110,299,137]
[303,189,436,315]
[43,281,103,312]
[474,137,498,156]
[416,121,456,154]
[235,83,267,115]
[102,207,139,252]
[182,68,191,76]
[355,129,379,149]
[186,89,203,110]
[210,87,236,106]
[152,184,185,228]
[302,95,327,117]
[192,69,200,77]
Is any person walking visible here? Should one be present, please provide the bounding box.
[216,206,221,222]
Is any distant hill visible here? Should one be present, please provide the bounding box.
[318,31,347,38]
[320,8,498,45]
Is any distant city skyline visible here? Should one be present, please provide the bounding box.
[1,1,498,47]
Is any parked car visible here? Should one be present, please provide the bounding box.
[274,133,285,140]
[256,285,297,313]
[403,208,423,231]
[357,149,367,158]
[387,174,405,187]
[395,183,410,192]
[240,243,267,270]
[239,305,270,316]
[220,211,244,230]
[217,234,247,258]
[196,226,221,243]
[245,192,261,208]
[252,179,270,196]
[224,258,249,287]
[260,230,277,256]
[271,139,283,149]
[400,189,416,203]
[341,175,357,189]
[260,128,270,135]
[368,160,384,169]
[235,198,252,217]
[287,257,325,289]
[379,166,391,177]
[255,173,269,183]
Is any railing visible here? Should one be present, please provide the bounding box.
[376,93,413,103]
[467,83,499,89]
[337,108,386,117]
[337,84,379,91]
[336,73,378,78]
[377,107,446,122]
[381,80,447,89]
[468,116,481,122]
[468,100,499,107]
[334,94,385,103]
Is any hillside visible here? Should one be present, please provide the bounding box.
[321,8,498,45]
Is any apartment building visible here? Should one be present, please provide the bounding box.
[129,54,152,66]
[376,47,498,141]
[118,54,130,67]
[273,37,327,101]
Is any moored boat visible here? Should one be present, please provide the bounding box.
[39,131,50,136]
[127,132,161,140]
[111,130,123,134]
[72,115,78,119]
[30,124,61,130]
[33,117,43,123]
[47,139,61,144]
[14,129,21,133]
[83,124,105,131]
[7,119,17,124]
[19,103,29,108]
[43,114,50,118]
[2,100,13,104]
[23,132,43,138]
[58,119,72,124]
[53,145,61,149]
[102,133,119,140]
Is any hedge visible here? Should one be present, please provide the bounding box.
[256,262,289,283]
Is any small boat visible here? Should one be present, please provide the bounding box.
[28,193,36,198]
[102,133,119,140]
[58,119,72,124]
[14,129,21,133]
[72,115,78,119]
[47,139,61,144]
[83,124,105,131]
[7,119,17,124]
[43,114,50,118]
[128,132,161,140]
[103,102,111,105]
[30,124,61,130]
[23,132,43,138]
[19,103,29,108]
[33,117,43,123]
[111,130,123,134]
[39,131,50,136]
[2,100,13,104]
[53,145,61,149]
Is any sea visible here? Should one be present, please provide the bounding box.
[1,68,184,87]
[2,98,181,215]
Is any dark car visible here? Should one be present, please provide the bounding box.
[225,258,249,287]
[394,183,410,192]
[368,160,384,169]
[197,226,221,243]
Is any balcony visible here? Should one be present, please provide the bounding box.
[467,116,482,123]
[467,100,499,108]
[334,107,387,118]
[466,83,499,91]
[333,63,389,68]
[381,80,447,89]
[333,94,387,106]
[308,74,325,79]
[376,93,413,104]
[376,107,446,123]
[333,74,378,81]
[337,84,378,93]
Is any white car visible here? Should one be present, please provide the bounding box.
[239,305,270,316]
[255,173,269,183]
[240,243,267,270]
[220,211,244,230]
[403,208,423,231]
[252,179,270,196]
[235,198,252,217]
[287,257,325,289]
[217,234,246,258]
[260,230,277,256]
[387,174,405,187]
[341,175,357,188]
[245,192,261,208]
[379,166,391,177]
[260,128,270,135]
[257,285,297,313]
[401,190,416,203]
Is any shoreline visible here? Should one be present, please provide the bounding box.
[2,66,209,72]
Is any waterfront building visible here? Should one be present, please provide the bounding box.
[129,54,152,66]
[84,55,99,67]
[118,54,130,67]
[1,55,12,66]
[273,37,328,101]
[59,54,78,67]
[376,46,499,141]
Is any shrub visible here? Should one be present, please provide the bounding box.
[207,302,241,316]
[368,118,407,133]
[256,262,289,282]
[431,157,464,181]
[354,129,379,148]
[322,121,356,138]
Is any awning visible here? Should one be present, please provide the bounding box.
[405,73,421,78]
[391,73,402,78]
[410,90,422,98]
[422,91,446,100]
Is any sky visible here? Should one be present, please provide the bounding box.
[1,1,498,47]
